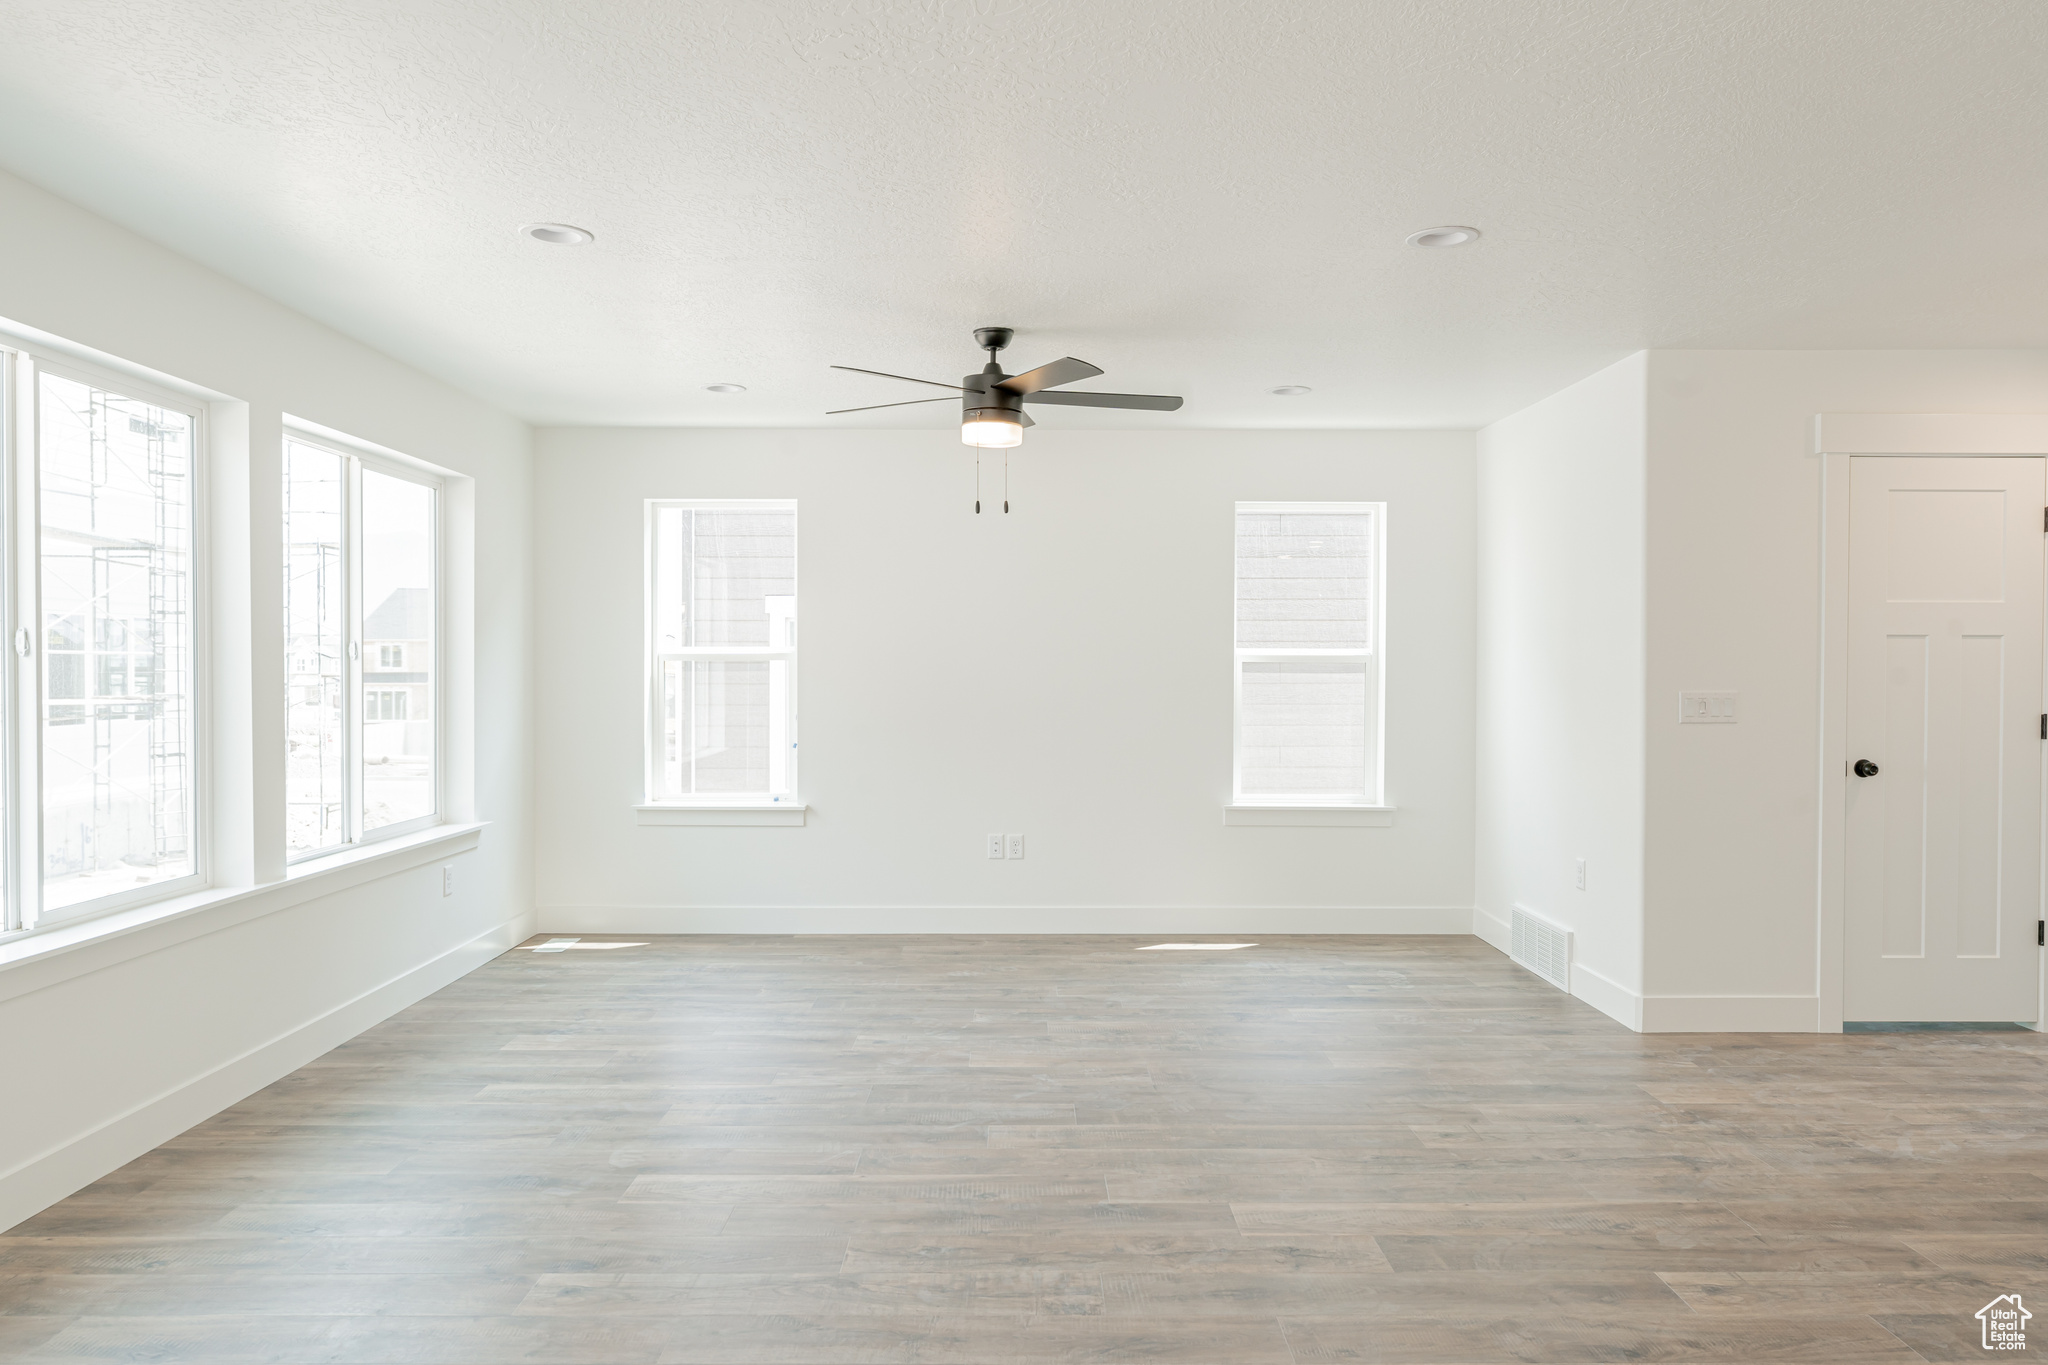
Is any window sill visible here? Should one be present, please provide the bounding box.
[0,821,486,1004]
[1224,805,1395,827]
[284,821,473,880]
[635,804,808,827]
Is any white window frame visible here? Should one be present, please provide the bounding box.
[283,428,443,864]
[643,498,799,808]
[6,343,210,931]
[1231,500,1387,811]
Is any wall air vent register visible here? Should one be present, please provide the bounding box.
[1510,904,1572,992]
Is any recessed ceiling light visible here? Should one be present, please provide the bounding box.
[1270,385,1312,396]
[704,383,747,393]
[1406,226,1479,248]
[521,222,593,245]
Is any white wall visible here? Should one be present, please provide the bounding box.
[1477,348,2048,1032]
[1475,354,1647,1026]
[534,426,1474,933]
[1642,350,2048,1031]
[0,168,532,1230]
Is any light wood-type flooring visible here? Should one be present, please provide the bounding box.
[2,934,2045,1363]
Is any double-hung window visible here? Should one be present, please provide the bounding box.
[644,500,798,806]
[283,432,438,859]
[2,350,204,931]
[1232,501,1384,807]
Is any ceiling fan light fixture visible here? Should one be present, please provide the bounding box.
[1406,225,1479,248]
[961,411,1024,448]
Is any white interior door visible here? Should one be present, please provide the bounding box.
[1845,455,2043,1021]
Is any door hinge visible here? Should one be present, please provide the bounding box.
[2041,713,2046,740]
[2039,919,2045,947]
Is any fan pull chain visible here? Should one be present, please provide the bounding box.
[1003,447,1009,513]
[974,447,981,514]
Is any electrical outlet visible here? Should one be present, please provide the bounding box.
[1680,692,1738,723]
[1007,833,1025,859]
[987,833,1006,859]
[1574,858,1586,891]
[442,865,454,897]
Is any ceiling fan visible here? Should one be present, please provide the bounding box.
[828,326,1183,451]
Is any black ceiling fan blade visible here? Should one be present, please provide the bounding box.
[830,365,964,391]
[825,396,961,415]
[1019,389,1183,411]
[994,357,1103,396]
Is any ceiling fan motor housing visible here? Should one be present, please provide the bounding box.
[961,366,1025,424]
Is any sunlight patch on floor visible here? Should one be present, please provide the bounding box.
[1136,943,1258,950]
[519,938,650,952]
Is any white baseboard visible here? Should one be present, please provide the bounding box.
[1569,961,1644,1031]
[539,905,1475,935]
[1569,967,1817,1034]
[0,914,524,1234]
[1564,964,1818,1034]
[1640,992,1819,1033]
[1471,907,1819,1034]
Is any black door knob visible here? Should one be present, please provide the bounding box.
[1853,759,1880,777]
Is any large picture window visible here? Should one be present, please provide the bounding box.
[645,500,797,805]
[18,364,203,924]
[0,334,458,939]
[284,434,438,859]
[1233,501,1384,807]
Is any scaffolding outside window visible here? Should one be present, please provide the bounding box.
[33,367,201,919]
[0,344,450,937]
[284,434,438,861]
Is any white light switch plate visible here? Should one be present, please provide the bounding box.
[1680,692,1738,723]
[987,834,1006,859]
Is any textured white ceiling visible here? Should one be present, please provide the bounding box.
[0,1,2042,427]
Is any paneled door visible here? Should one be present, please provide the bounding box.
[1845,456,2043,1021]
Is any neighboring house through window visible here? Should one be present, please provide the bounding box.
[644,499,797,805]
[284,435,439,859]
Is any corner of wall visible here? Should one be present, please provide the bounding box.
[1475,352,1650,1022]
[1569,960,1643,1032]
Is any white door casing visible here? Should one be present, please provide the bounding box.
[1844,455,2043,1022]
